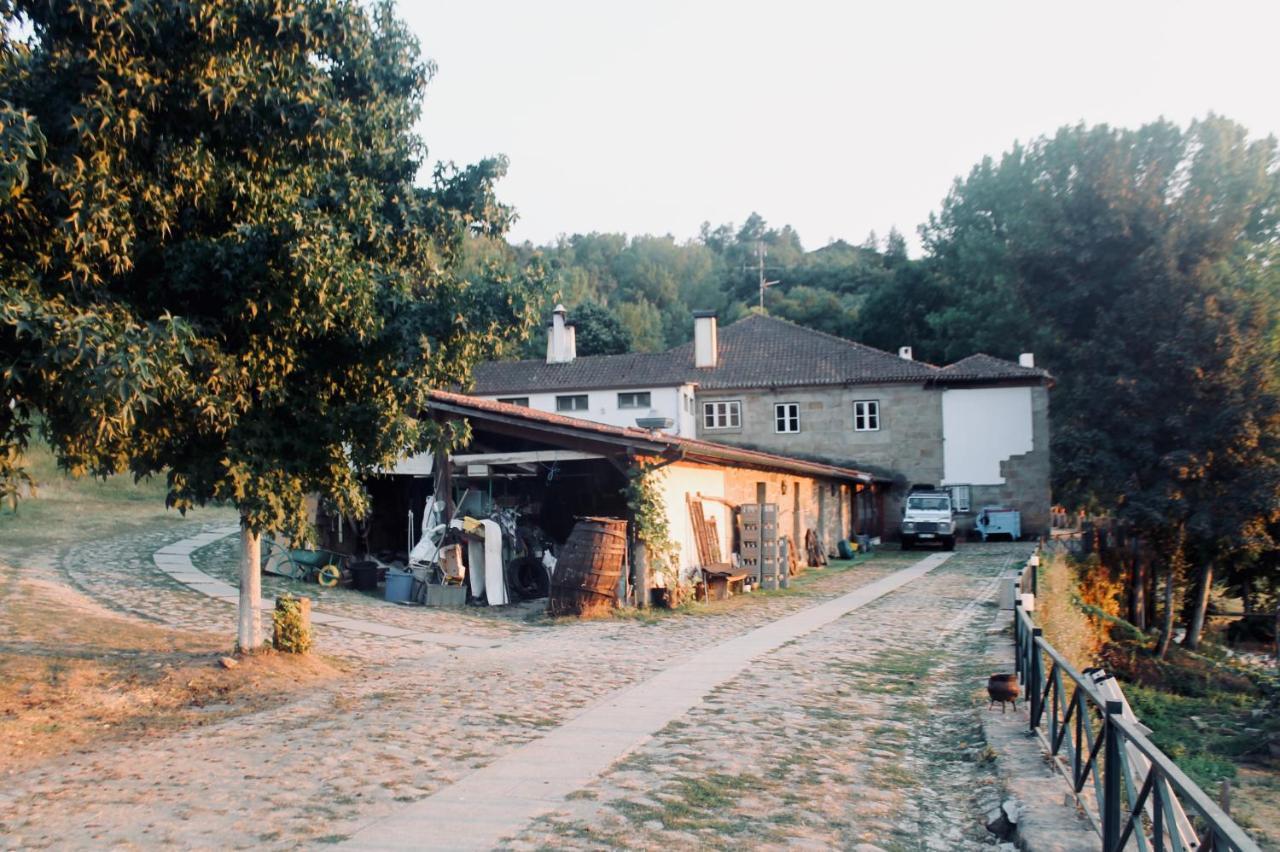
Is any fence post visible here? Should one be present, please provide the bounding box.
[1014,597,1023,682]
[1103,699,1123,851]
[1029,627,1043,732]
[1031,547,1039,597]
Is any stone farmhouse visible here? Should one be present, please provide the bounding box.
[472,306,1053,538]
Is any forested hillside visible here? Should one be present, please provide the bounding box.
[468,215,914,359]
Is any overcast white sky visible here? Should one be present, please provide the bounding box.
[399,0,1280,253]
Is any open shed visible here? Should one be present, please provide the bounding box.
[347,391,888,606]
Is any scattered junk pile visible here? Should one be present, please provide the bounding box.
[407,489,557,608]
[261,485,868,617]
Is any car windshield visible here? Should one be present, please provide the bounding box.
[908,497,949,511]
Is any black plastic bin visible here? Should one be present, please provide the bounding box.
[350,560,379,591]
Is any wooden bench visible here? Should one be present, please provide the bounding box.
[702,564,749,601]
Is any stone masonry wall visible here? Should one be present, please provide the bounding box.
[697,382,944,537]
[696,381,1053,541]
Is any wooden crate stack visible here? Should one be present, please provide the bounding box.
[737,503,780,590]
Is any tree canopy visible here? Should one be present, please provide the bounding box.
[0,0,542,645]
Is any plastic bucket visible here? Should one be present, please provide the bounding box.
[351,561,379,591]
[384,569,414,603]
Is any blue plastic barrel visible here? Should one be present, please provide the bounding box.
[384,568,414,603]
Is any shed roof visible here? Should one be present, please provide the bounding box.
[426,390,886,483]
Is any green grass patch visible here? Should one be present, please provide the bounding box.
[611,772,763,835]
[0,441,233,563]
[1124,683,1273,789]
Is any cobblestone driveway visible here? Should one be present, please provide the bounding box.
[2,518,1031,850]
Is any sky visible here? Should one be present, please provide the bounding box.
[399,0,1280,254]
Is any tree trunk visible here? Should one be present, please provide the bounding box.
[1182,562,1214,651]
[1145,551,1158,628]
[1157,566,1176,659]
[237,520,263,653]
[1129,540,1147,631]
[632,538,648,609]
[1274,602,1279,668]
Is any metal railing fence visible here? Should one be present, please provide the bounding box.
[1012,550,1260,852]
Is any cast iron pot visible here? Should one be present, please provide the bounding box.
[987,673,1020,712]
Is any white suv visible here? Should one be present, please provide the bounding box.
[900,491,956,551]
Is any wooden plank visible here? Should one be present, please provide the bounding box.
[451,450,603,466]
[686,494,715,566]
[707,516,723,564]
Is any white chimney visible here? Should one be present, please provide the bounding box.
[546,304,576,364]
[898,346,913,361]
[694,310,718,368]
[1019,352,1035,368]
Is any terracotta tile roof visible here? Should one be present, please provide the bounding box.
[426,390,885,483]
[932,353,1051,384]
[673,314,940,389]
[471,314,1050,394]
[472,314,940,394]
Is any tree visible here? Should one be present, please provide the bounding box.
[570,301,631,356]
[922,117,1280,651]
[616,298,665,352]
[0,0,541,650]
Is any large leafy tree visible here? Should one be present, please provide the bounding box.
[569,301,631,357]
[0,0,541,649]
[922,117,1280,651]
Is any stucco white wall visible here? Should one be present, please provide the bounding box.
[941,387,1034,485]
[659,464,729,574]
[475,385,696,436]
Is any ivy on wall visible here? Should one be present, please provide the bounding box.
[624,458,688,602]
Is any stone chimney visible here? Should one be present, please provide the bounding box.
[1019,352,1035,368]
[898,346,913,361]
[693,311,718,368]
[545,304,576,364]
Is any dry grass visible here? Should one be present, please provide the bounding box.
[0,570,342,775]
[0,443,342,775]
[1034,551,1105,672]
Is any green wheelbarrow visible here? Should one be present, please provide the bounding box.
[261,536,346,587]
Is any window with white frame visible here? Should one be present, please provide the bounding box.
[774,402,800,433]
[702,400,741,430]
[853,400,880,431]
[617,391,651,409]
[949,485,972,512]
[555,394,589,412]
[497,397,529,407]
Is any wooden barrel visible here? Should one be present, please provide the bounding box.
[548,517,628,617]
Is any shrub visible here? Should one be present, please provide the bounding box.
[272,594,312,654]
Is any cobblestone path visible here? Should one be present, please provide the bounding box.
[507,546,1027,851]
[2,518,1031,850]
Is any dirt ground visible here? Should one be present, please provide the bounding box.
[0,568,341,776]
[0,450,342,778]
